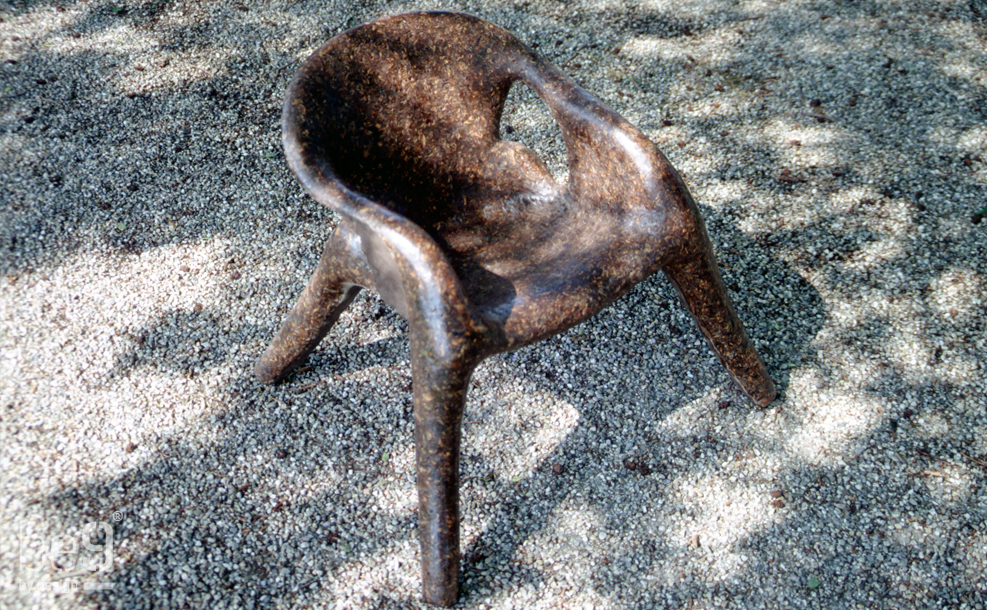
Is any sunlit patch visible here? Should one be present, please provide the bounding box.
[893,466,974,534]
[315,535,421,606]
[368,443,417,515]
[956,125,987,153]
[926,124,961,149]
[817,289,982,386]
[44,22,232,95]
[511,500,618,607]
[523,504,605,565]
[586,0,635,10]
[786,388,885,467]
[621,29,743,67]
[762,118,851,168]
[927,268,983,323]
[0,7,69,48]
[785,127,850,168]
[0,134,30,159]
[958,529,987,587]
[634,0,742,16]
[920,462,976,505]
[697,179,747,208]
[842,238,906,272]
[652,386,721,439]
[50,23,160,56]
[464,386,580,480]
[911,410,951,440]
[940,43,983,82]
[664,474,767,578]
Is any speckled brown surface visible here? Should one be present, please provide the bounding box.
[256,11,775,606]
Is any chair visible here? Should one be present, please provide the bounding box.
[255,11,776,606]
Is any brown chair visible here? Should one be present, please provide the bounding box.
[255,11,775,606]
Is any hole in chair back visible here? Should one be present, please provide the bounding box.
[499,81,568,187]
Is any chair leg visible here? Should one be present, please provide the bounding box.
[662,229,777,407]
[410,343,475,607]
[254,230,362,384]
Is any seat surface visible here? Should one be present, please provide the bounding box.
[435,143,656,345]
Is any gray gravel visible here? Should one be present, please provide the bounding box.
[2,0,986,608]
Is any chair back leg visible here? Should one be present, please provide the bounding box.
[661,228,777,407]
[254,227,364,383]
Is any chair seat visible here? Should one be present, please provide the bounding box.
[375,136,656,348]
[439,186,654,347]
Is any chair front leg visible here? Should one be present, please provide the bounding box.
[662,229,777,408]
[254,227,364,384]
[410,338,476,607]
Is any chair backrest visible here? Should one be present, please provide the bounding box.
[283,12,692,230]
[284,13,537,227]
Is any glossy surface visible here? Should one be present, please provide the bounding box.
[255,11,776,606]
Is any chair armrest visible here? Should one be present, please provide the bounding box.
[517,56,688,216]
[283,125,486,360]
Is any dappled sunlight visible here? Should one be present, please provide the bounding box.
[664,472,773,561]
[635,0,746,17]
[0,6,71,48]
[0,133,31,161]
[959,530,987,586]
[516,503,609,575]
[818,277,982,386]
[50,23,161,57]
[368,444,417,515]
[743,188,829,232]
[942,56,982,81]
[927,123,964,151]
[309,535,422,605]
[114,47,234,96]
[7,241,230,381]
[771,123,854,169]
[837,220,906,270]
[465,386,580,480]
[623,27,744,68]
[759,117,850,165]
[935,16,987,81]
[956,125,987,156]
[4,7,226,95]
[909,410,951,441]
[786,389,885,467]
[928,267,983,322]
[651,386,731,440]
[2,0,985,606]
[697,179,747,209]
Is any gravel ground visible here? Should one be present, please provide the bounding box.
[2,0,986,608]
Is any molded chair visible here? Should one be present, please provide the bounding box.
[255,11,776,606]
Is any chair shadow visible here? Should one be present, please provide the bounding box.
[41,222,819,608]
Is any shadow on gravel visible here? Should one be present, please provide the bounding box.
[1,0,301,276]
[12,0,985,607]
[448,237,824,604]
[42,226,821,608]
[109,303,410,381]
[42,388,423,608]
